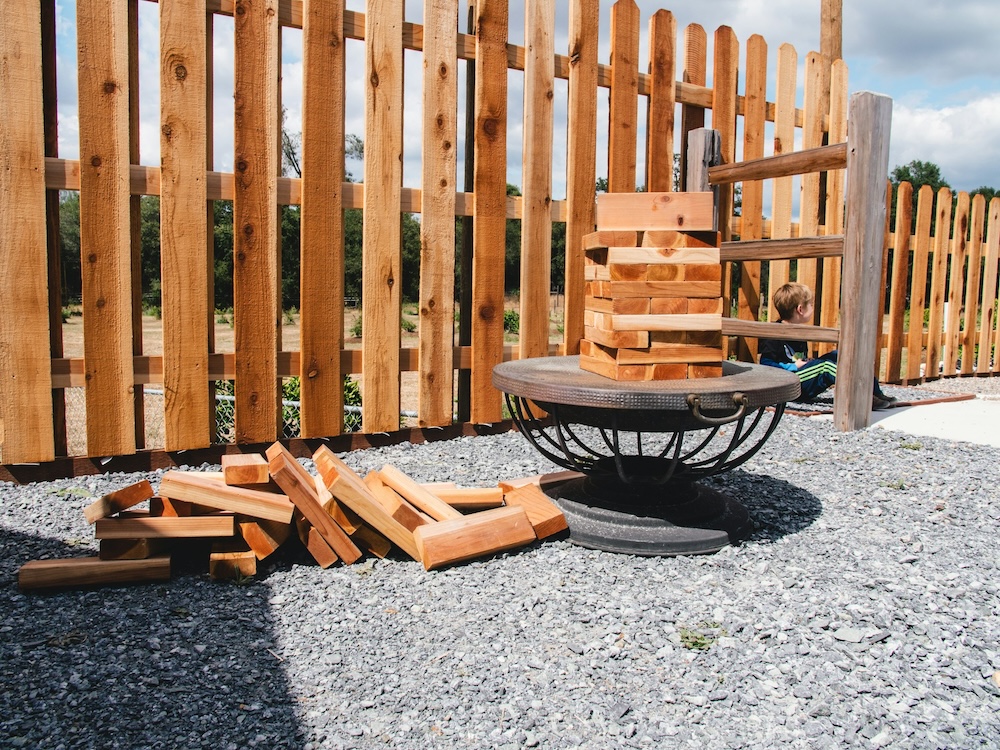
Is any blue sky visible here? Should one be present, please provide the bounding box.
[53,0,1000,196]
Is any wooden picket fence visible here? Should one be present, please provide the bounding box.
[879,185,1000,383]
[0,0,944,466]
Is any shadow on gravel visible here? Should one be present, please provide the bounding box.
[707,468,823,544]
[0,527,307,750]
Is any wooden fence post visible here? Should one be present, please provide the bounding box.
[835,91,892,432]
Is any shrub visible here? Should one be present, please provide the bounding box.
[503,308,520,334]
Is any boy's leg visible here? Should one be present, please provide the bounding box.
[796,358,837,399]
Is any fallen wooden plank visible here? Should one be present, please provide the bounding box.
[99,538,170,561]
[313,474,362,534]
[430,486,505,512]
[148,496,193,517]
[378,464,463,521]
[413,505,537,571]
[294,511,339,568]
[222,453,270,485]
[209,540,257,580]
[94,515,235,539]
[83,480,154,524]
[265,443,362,564]
[313,447,421,561]
[501,484,569,539]
[158,471,294,523]
[18,556,171,590]
[237,516,291,560]
[498,470,584,492]
[365,472,432,533]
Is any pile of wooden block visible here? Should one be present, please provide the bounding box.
[580,191,724,381]
[17,442,572,591]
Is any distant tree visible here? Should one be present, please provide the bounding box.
[970,186,998,203]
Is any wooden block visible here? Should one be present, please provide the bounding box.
[595,192,715,232]
[682,264,722,282]
[605,313,722,332]
[312,448,422,560]
[606,245,720,265]
[209,540,257,580]
[266,443,362,564]
[582,230,639,249]
[688,298,724,314]
[641,229,720,248]
[688,364,724,378]
[608,264,649,282]
[222,453,270,485]
[643,264,682,281]
[585,295,651,316]
[313,474,363,534]
[580,355,688,381]
[412,506,537,571]
[501,484,568,539]
[581,339,721,367]
[421,482,458,491]
[351,525,392,559]
[498,470,584,492]
[653,330,722,346]
[158,471,294,523]
[18,556,171,591]
[591,280,722,299]
[584,264,611,281]
[293,512,339,568]
[583,325,649,349]
[99,538,170,561]
[149,496,193,517]
[365,473,432,533]
[648,297,689,315]
[378,464,463,521]
[430,486,505,512]
[94,515,235,539]
[83,480,154,524]
[238,517,291,560]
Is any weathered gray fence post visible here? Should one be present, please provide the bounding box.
[835,91,892,431]
[686,127,721,230]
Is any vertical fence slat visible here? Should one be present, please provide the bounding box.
[161,0,210,450]
[205,13,217,441]
[679,23,706,190]
[960,195,986,375]
[0,0,55,463]
[925,188,952,378]
[564,0,599,354]
[41,0,67,456]
[470,0,508,423]
[128,0,146,449]
[875,181,891,380]
[608,0,639,193]
[362,0,405,433]
[885,182,912,381]
[233,0,280,442]
[645,10,675,193]
[300,0,346,436]
[981,198,1000,375]
[797,51,828,303]
[835,91,892,432]
[417,0,458,427]
[713,25,738,360]
[519,0,555,362]
[735,33,766,361]
[818,58,847,353]
[77,0,136,457]
[943,192,970,377]
[767,42,796,324]
[905,185,933,382]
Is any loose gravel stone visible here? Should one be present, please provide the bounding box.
[2,409,1000,749]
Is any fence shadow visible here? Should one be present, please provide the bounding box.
[706,468,823,544]
[0,526,306,749]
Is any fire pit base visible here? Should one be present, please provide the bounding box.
[550,477,752,556]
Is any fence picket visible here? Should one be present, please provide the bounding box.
[300,0,346,437]
[797,51,828,305]
[767,43,797,324]
[0,2,55,463]
[77,0,136,457]
[645,10,675,193]
[925,188,953,378]
[961,195,986,375]
[160,0,210,450]
[470,0,508,423]
[886,182,912,381]
[679,24,707,190]
[943,192,970,376]
[519,0,555,362]
[905,185,933,382]
[818,58,847,354]
[982,198,1000,375]
[608,0,639,192]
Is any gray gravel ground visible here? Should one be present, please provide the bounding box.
[2,393,999,749]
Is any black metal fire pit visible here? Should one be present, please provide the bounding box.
[493,357,801,556]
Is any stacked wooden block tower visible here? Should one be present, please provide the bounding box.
[580,192,724,380]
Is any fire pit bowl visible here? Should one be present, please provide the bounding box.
[493,356,801,556]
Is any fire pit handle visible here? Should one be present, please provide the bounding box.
[686,392,749,426]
